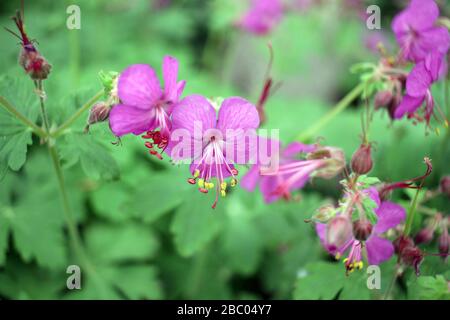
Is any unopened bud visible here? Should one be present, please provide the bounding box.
[440,176,450,198]
[438,232,449,261]
[310,147,346,179]
[374,90,392,110]
[353,219,373,241]
[351,143,373,175]
[414,227,434,245]
[394,236,423,276]
[326,215,352,251]
[84,102,111,133]
[311,204,336,223]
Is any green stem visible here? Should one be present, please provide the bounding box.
[383,264,400,300]
[35,80,51,134]
[297,82,365,142]
[0,95,47,138]
[52,90,103,138]
[403,187,423,236]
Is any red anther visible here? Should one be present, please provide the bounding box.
[231,168,238,175]
[188,178,196,184]
[199,188,208,193]
[155,153,163,160]
[149,149,158,155]
[142,133,152,139]
[144,141,153,149]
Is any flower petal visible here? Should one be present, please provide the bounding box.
[109,104,155,136]
[366,235,394,265]
[406,61,432,97]
[374,201,406,234]
[394,94,424,119]
[217,97,260,132]
[282,142,316,158]
[241,164,261,192]
[118,64,162,108]
[163,56,182,102]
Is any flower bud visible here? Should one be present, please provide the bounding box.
[309,147,346,179]
[351,143,373,175]
[353,219,373,241]
[394,235,424,276]
[438,232,449,261]
[84,102,111,132]
[326,216,352,251]
[311,204,335,223]
[374,90,392,110]
[414,227,434,245]
[439,176,450,198]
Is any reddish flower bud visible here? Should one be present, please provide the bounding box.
[438,232,449,262]
[440,176,450,198]
[351,143,373,175]
[414,227,434,245]
[374,90,393,110]
[84,102,111,133]
[19,49,52,80]
[394,235,424,276]
[353,219,373,241]
[326,216,352,251]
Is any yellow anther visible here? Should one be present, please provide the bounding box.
[220,182,227,190]
[194,169,200,178]
[198,179,205,188]
[230,178,237,187]
[357,261,364,270]
[343,258,349,264]
[221,190,226,197]
[335,253,341,260]
[206,182,214,189]
[435,128,440,136]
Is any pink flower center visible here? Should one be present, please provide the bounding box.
[343,241,364,275]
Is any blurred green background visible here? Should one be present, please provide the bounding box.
[0,0,448,300]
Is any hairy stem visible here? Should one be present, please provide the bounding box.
[403,187,423,236]
[52,90,103,138]
[35,80,51,134]
[0,95,47,138]
[297,82,365,142]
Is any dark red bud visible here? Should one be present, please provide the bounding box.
[353,220,373,241]
[439,176,450,198]
[374,90,393,110]
[351,143,373,175]
[394,235,424,276]
[414,227,434,245]
[438,232,449,261]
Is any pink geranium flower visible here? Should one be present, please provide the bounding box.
[392,0,450,63]
[237,0,284,35]
[109,56,185,157]
[394,52,444,124]
[168,95,260,208]
[241,142,316,203]
[316,188,406,273]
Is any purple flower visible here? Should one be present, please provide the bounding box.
[237,0,284,35]
[168,95,260,208]
[392,0,450,63]
[241,142,316,203]
[316,189,406,272]
[394,52,443,123]
[109,56,185,138]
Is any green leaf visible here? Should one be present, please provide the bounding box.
[102,265,163,299]
[408,275,450,300]
[0,76,39,172]
[170,190,224,257]
[90,182,132,222]
[59,133,120,181]
[85,223,159,264]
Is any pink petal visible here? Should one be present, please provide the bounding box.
[363,187,381,208]
[217,97,260,133]
[282,142,316,158]
[394,94,424,119]
[118,64,162,109]
[315,223,354,257]
[425,51,444,82]
[162,56,181,102]
[406,61,432,97]
[241,165,260,192]
[109,104,155,136]
[366,235,394,265]
[260,175,283,203]
[374,201,406,234]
